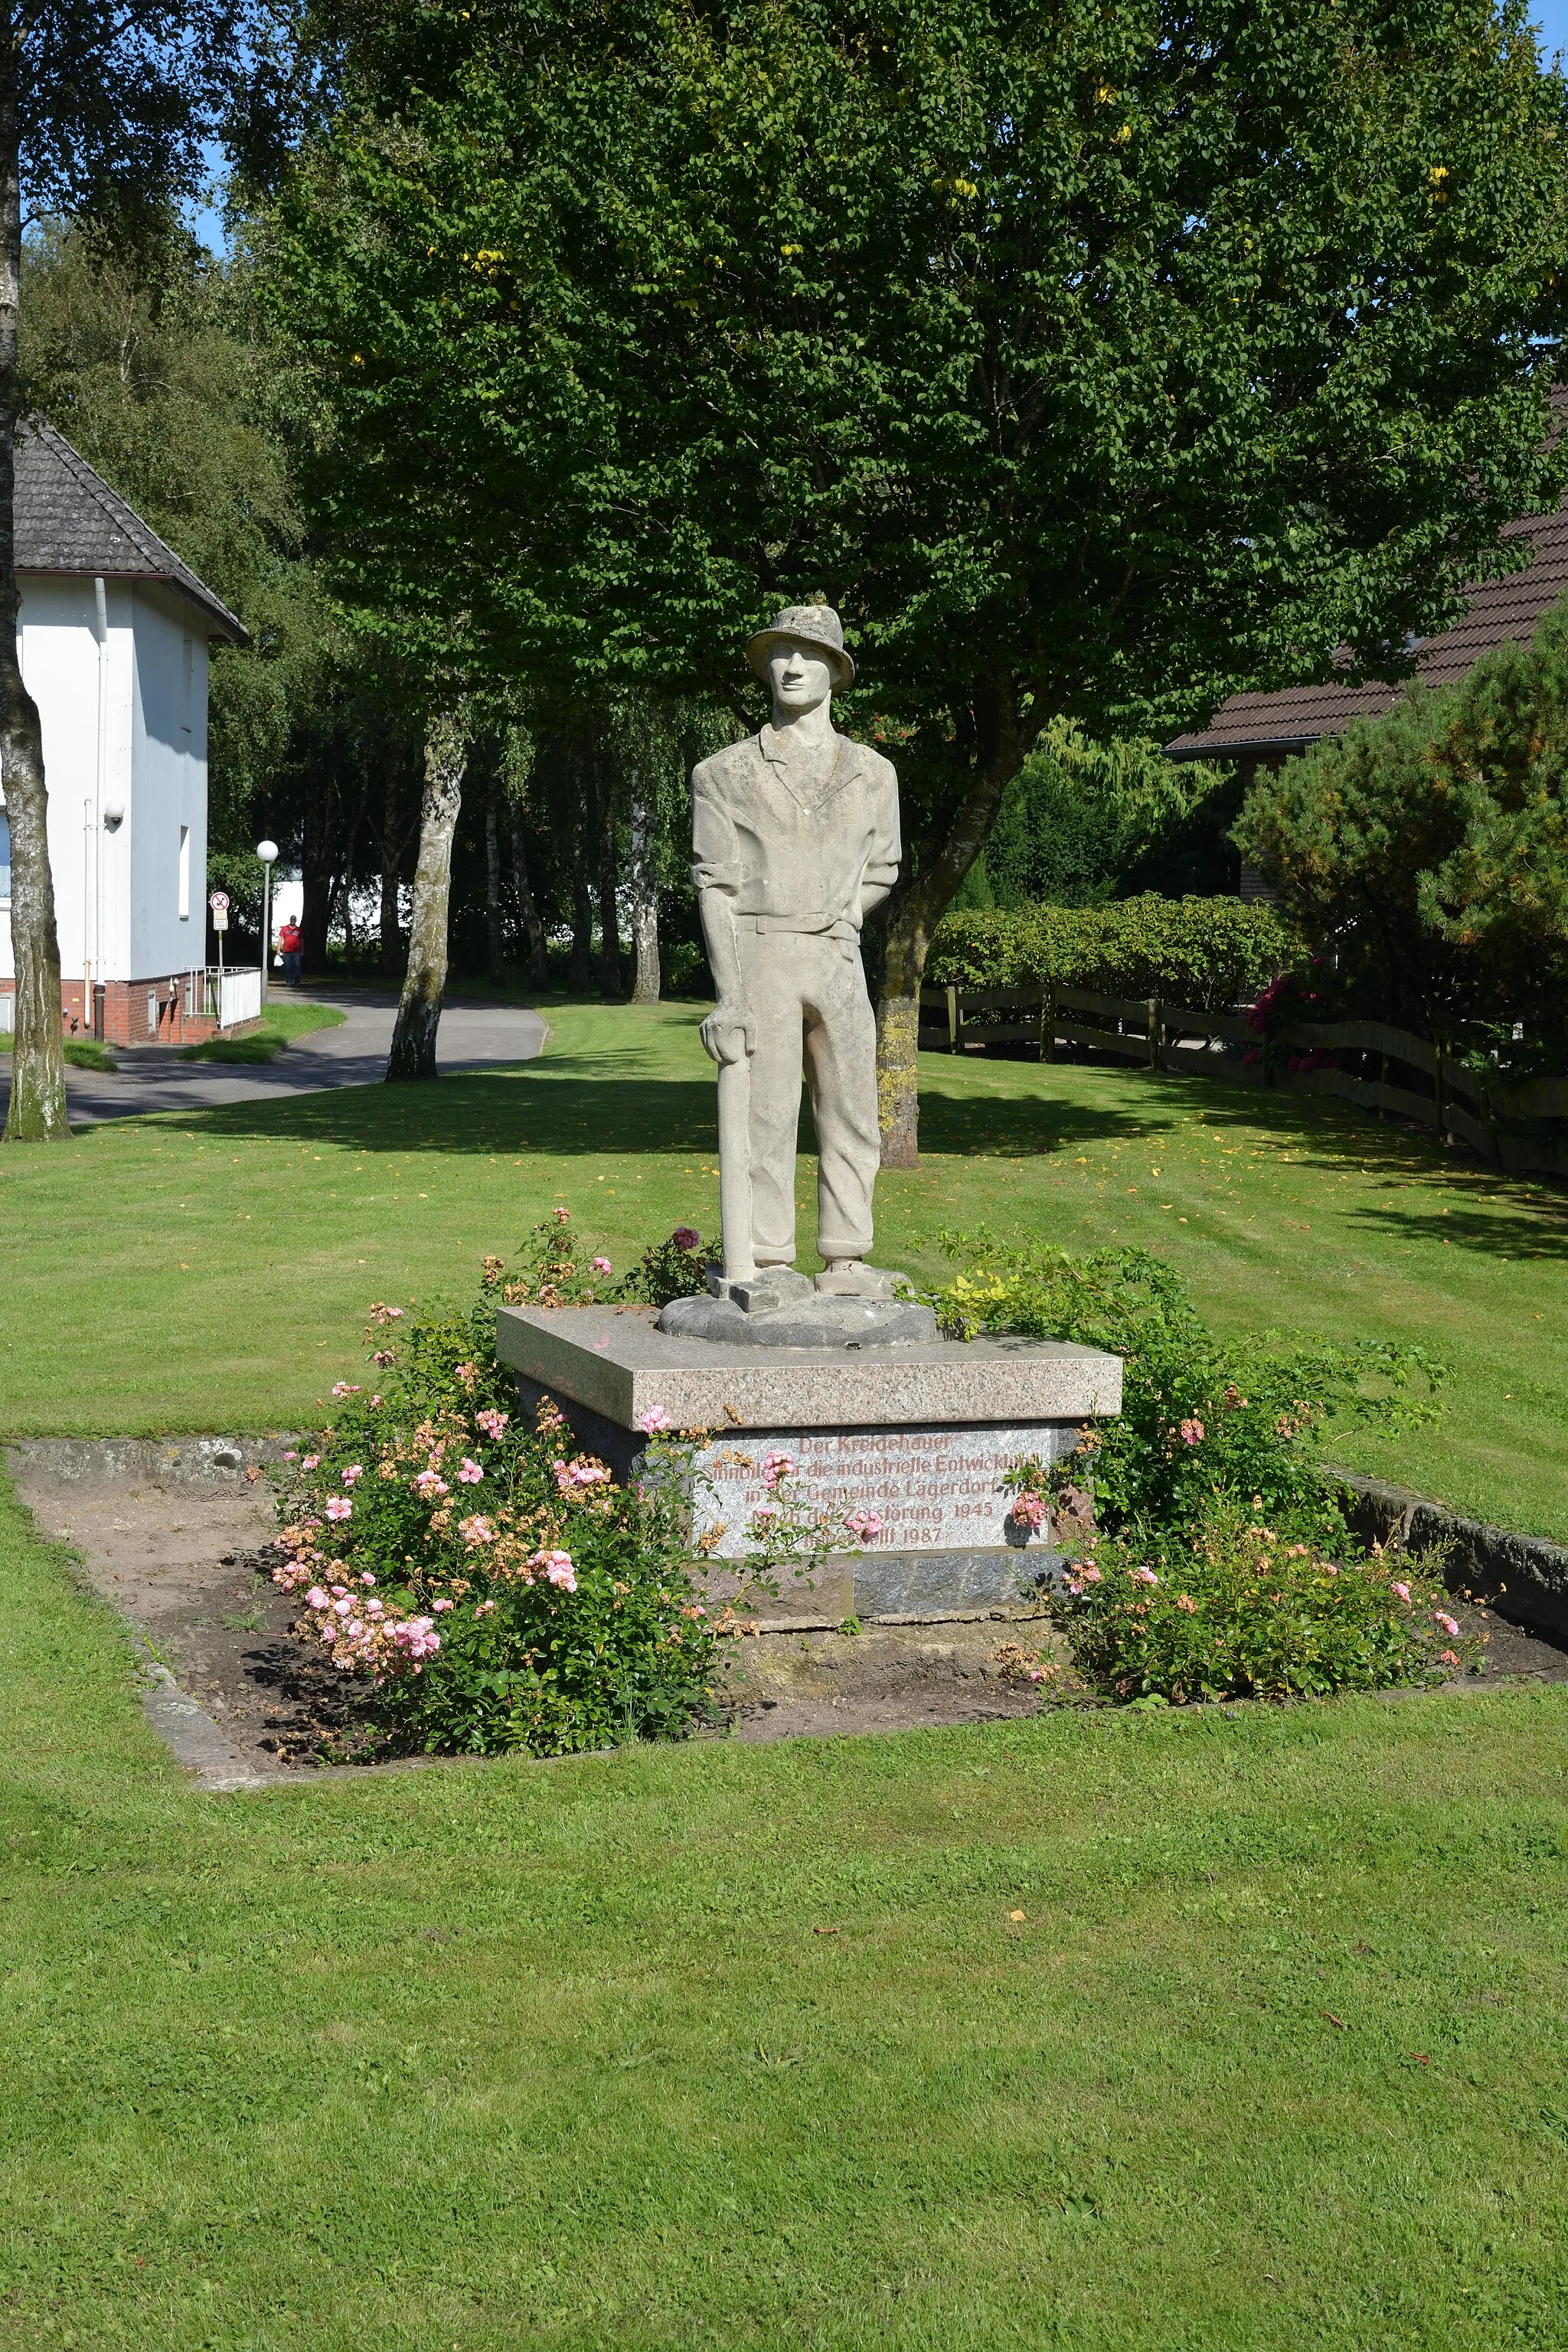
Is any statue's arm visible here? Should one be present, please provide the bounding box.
[691,763,755,1065]
[859,761,902,920]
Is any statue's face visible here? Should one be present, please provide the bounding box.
[766,636,835,717]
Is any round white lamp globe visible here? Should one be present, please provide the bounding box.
[256,838,279,865]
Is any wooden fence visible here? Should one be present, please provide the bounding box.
[918,982,1568,1179]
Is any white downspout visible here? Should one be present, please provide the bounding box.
[93,578,108,1017]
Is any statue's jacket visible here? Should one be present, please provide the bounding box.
[691,725,900,943]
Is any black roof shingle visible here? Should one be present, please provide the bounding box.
[15,418,249,645]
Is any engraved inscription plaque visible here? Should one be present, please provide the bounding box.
[692,1424,1073,1560]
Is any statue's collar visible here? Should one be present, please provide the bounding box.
[759,720,843,766]
[757,722,862,780]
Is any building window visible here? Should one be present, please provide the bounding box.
[181,636,193,734]
[178,824,190,920]
[0,810,8,904]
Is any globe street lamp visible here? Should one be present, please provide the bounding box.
[256,839,279,1008]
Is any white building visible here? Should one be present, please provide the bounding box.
[0,420,250,1044]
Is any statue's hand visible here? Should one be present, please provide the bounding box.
[701,1001,756,1065]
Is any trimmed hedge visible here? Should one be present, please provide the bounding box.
[925,895,1294,1011]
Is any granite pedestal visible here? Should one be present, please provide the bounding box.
[494,1305,1122,1618]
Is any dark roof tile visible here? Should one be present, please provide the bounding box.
[15,419,249,645]
[1168,502,1568,760]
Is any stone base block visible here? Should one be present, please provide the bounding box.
[659,1291,938,1348]
[495,1305,1121,1619]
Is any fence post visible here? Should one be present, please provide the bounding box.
[1040,988,1056,1063]
[946,985,959,1054]
[1147,998,1160,1072]
[1432,1037,1446,1141]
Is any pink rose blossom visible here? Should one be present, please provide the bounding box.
[332,1596,352,1617]
[1078,1563,1102,1583]
[459,1514,497,1546]
[341,1465,364,1487]
[592,1255,612,1274]
[414,1469,449,1498]
[305,1586,329,1610]
[1391,1581,1412,1603]
[1433,1611,1461,1638]
[554,1458,610,1492]
[1010,1490,1048,1531]
[331,1382,362,1398]
[672,1227,700,1250]
[371,1349,397,1369]
[301,1454,320,1471]
[1178,1419,1204,1446]
[635,1405,673,1434]
[359,1570,376,1586]
[526,1547,577,1592]
[325,1496,353,1522]
[844,1507,884,1541]
[762,1449,795,1491]
[476,1408,511,1440]
[432,1596,455,1612]
[1132,1566,1158,1586]
[456,1458,485,1485]
[475,1599,496,1617]
[283,1450,298,1462]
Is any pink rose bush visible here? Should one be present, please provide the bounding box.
[267,1262,730,1758]
[1045,1498,1480,1705]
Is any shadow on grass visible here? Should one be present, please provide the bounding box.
[119,1053,1174,1163]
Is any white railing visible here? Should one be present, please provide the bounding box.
[201,965,263,1029]
[0,994,12,1034]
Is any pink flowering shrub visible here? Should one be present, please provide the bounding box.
[269,1274,726,1757]
[1046,1497,1481,1704]
[489,1212,713,1314]
[939,1233,1445,1548]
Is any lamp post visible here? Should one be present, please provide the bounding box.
[256,840,279,1009]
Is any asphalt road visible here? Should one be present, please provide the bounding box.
[0,989,550,1125]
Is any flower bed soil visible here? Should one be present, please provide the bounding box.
[11,1446,1568,1780]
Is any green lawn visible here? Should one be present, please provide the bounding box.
[3,1481,1567,2350]
[0,998,1562,1537]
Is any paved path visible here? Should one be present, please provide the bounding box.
[1,990,549,1125]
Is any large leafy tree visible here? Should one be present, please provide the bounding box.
[270,0,1568,1155]
[2,1,292,1139]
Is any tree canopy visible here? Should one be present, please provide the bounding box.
[259,0,1568,1145]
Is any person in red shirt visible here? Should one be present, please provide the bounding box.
[278,918,303,988]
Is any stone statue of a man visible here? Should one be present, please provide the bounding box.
[691,603,900,1303]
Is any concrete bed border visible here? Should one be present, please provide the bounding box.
[7,1436,1565,1793]
[1331,1471,1568,1644]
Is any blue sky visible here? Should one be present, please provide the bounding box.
[1534,0,1568,57]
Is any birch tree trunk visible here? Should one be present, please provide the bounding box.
[378,765,402,972]
[484,778,506,984]
[387,707,467,1082]
[508,795,548,985]
[628,770,660,1004]
[0,64,66,1142]
[876,675,1027,1168]
[569,756,593,989]
[596,761,622,998]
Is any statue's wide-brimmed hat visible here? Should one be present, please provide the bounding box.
[746,602,855,688]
